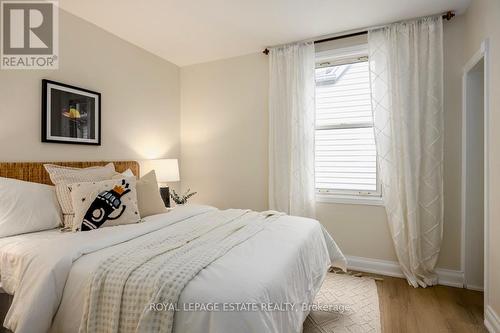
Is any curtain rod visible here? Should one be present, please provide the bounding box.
[262,11,455,55]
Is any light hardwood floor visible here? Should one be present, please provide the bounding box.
[374,275,486,332]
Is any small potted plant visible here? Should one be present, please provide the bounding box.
[170,188,197,206]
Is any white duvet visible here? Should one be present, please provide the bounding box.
[0,205,346,333]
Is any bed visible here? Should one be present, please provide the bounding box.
[0,161,346,333]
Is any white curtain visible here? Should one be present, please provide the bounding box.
[269,42,316,218]
[368,17,444,287]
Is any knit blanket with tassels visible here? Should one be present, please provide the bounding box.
[79,209,281,333]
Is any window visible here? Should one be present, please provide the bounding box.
[314,49,381,203]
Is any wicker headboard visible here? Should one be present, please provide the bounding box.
[0,161,140,185]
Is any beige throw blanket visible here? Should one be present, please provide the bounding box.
[79,209,281,333]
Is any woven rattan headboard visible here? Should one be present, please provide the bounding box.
[0,161,140,185]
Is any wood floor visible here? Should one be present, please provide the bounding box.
[374,274,486,333]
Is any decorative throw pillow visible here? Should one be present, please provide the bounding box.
[136,170,168,217]
[113,170,167,217]
[69,177,141,231]
[113,169,168,217]
[0,177,62,237]
[44,163,116,227]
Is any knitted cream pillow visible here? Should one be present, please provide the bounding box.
[44,163,116,227]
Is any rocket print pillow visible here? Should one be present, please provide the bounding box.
[68,177,141,232]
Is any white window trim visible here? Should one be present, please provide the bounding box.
[316,193,384,206]
[316,44,369,64]
[315,45,383,205]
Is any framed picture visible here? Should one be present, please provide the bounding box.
[42,79,101,145]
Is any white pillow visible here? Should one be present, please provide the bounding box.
[0,177,62,237]
[119,169,135,178]
[44,163,116,227]
[69,177,141,231]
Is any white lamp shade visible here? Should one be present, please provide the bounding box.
[141,159,180,182]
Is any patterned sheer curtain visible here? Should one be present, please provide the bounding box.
[368,17,444,287]
[268,42,316,218]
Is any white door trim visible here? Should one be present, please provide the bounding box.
[485,305,500,333]
[461,38,490,312]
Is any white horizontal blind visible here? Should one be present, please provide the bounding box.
[315,60,378,195]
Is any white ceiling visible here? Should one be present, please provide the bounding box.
[58,0,471,67]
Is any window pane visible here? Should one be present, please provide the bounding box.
[315,126,377,192]
[315,61,373,127]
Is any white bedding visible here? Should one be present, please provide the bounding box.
[0,205,346,333]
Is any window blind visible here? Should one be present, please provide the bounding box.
[315,60,378,194]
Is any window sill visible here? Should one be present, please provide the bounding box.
[315,194,384,206]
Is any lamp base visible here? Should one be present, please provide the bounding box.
[159,186,170,208]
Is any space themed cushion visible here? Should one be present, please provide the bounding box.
[69,177,141,232]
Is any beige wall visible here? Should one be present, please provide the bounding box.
[180,53,269,211]
[180,18,466,270]
[463,0,500,317]
[0,8,180,162]
[440,15,466,270]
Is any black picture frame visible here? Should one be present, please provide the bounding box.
[42,79,101,145]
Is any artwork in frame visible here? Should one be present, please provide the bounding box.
[42,79,101,145]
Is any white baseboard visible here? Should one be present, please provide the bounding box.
[347,255,405,278]
[486,306,500,333]
[435,267,465,288]
[465,284,484,292]
[346,255,464,288]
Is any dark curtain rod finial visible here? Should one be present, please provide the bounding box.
[443,11,455,20]
[263,11,455,55]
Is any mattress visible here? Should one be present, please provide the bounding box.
[0,205,346,333]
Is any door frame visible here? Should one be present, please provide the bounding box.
[460,39,490,300]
